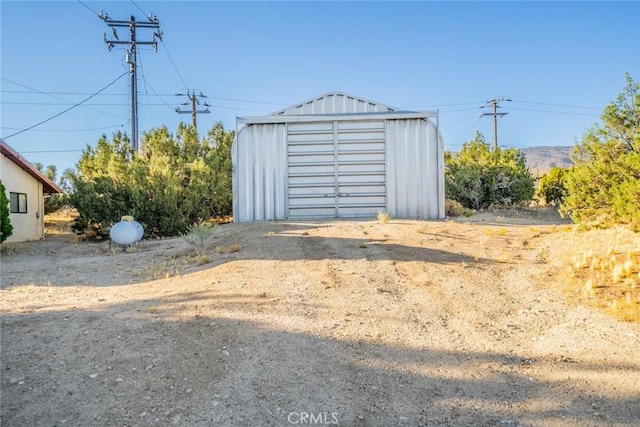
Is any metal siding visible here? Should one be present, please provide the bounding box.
[287,122,336,218]
[275,92,396,116]
[233,123,287,222]
[286,120,386,219]
[386,119,443,219]
[234,92,443,223]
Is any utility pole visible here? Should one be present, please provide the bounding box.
[100,12,162,152]
[479,97,511,150]
[175,91,211,131]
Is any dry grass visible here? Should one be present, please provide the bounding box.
[44,208,77,235]
[553,227,640,323]
[377,212,390,224]
[228,244,241,253]
[0,243,19,255]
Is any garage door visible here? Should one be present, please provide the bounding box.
[287,120,386,219]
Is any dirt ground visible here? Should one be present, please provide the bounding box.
[1,209,639,426]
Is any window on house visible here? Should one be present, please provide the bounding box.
[10,192,27,214]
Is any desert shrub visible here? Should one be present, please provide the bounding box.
[0,180,13,243]
[560,74,640,231]
[536,167,568,206]
[377,212,390,224]
[69,122,234,237]
[445,132,535,210]
[182,221,219,252]
[445,199,474,217]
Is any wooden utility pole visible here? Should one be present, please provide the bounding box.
[101,12,162,151]
[480,97,511,150]
[175,91,210,131]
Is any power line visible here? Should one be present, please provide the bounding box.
[160,40,189,91]
[139,74,175,112]
[1,125,123,133]
[0,100,272,112]
[0,78,128,120]
[77,0,100,16]
[511,99,600,110]
[137,49,155,124]
[508,106,599,117]
[130,1,148,16]
[400,101,486,109]
[2,72,128,140]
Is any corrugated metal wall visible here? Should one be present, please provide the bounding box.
[275,92,396,116]
[233,93,444,223]
[233,123,288,222]
[233,116,444,223]
[386,119,444,219]
[287,120,387,219]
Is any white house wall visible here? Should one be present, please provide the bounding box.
[233,123,288,222]
[386,119,445,219]
[1,154,45,242]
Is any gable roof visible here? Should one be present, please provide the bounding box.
[0,139,63,194]
[271,91,401,116]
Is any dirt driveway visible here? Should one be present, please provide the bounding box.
[1,211,639,426]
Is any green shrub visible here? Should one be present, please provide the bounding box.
[182,221,219,253]
[0,180,13,243]
[445,132,535,210]
[69,122,234,237]
[536,167,568,206]
[560,74,640,231]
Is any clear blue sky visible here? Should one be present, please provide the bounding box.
[1,1,639,174]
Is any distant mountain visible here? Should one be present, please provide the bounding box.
[521,146,573,177]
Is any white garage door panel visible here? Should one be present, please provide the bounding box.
[287,120,387,219]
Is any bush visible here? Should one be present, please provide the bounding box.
[445,199,474,217]
[0,180,13,243]
[560,74,640,231]
[182,221,219,253]
[69,122,235,237]
[536,167,568,206]
[445,132,535,210]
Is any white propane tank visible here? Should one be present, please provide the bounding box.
[110,216,144,246]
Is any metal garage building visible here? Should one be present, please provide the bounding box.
[232,92,444,222]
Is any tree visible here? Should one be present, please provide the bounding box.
[33,163,71,213]
[0,180,13,243]
[445,132,535,209]
[560,74,640,230]
[69,122,235,237]
[536,167,568,206]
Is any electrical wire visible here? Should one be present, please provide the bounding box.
[160,40,189,91]
[508,107,599,117]
[136,68,177,112]
[1,78,128,120]
[130,1,148,17]
[400,101,485,109]
[2,72,128,140]
[137,49,155,123]
[511,99,600,110]
[0,125,123,133]
[76,0,100,16]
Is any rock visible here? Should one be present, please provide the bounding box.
[8,376,24,385]
[89,373,98,379]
